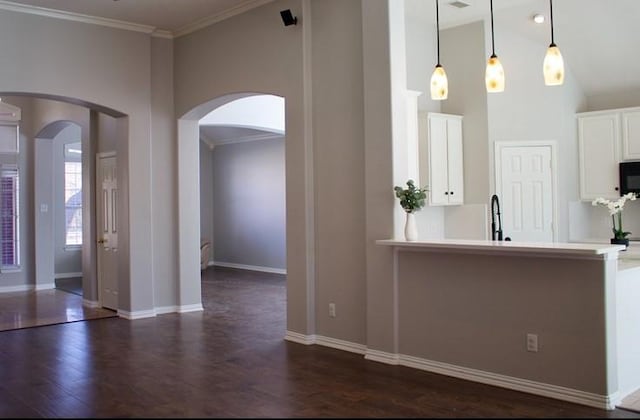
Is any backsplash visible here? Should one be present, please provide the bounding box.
[569,199,640,242]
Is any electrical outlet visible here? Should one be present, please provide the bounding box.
[329,303,336,318]
[526,333,539,352]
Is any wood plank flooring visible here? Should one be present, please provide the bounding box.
[0,266,637,418]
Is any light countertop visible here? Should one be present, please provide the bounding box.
[376,238,624,260]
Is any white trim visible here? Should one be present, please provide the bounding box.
[117,309,156,320]
[97,151,116,159]
[177,303,204,313]
[364,349,401,365]
[315,335,367,355]
[211,132,283,147]
[55,272,82,279]
[173,0,275,38]
[63,245,82,252]
[154,305,177,315]
[0,0,156,34]
[211,261,286,275]
[494,140,559,243]
[0,284,30,293]
[398,354,618,410]
[83,299,100,308]
[283,332,619,410]
[35,283,55,291]
[284,331,316,345]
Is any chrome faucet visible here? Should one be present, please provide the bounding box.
[491,194,503,241]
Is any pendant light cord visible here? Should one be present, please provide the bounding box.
[549,0,556,46]
[489,0,496,57]
[435,0,441,65]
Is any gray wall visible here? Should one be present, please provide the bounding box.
[209,138,286,270]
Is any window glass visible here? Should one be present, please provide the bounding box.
[64,142,82,246]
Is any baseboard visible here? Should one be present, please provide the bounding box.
[284,331,617,410]
[398,353,617,410]
[212,261,287,275]
[284,331,366,355]
[0,283,54,293]
[177,303,204,313]
[117,309,156,320]
[82,299,100,308]
[54,272,82,279]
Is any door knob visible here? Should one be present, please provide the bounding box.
[97,238,107,244]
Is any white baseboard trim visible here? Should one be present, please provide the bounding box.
[154,305,177,315]
[55,272,82,279]
[82,299,100,308]
[177,303,204,313]
[117,309,156,320]
[0,283,55,293]
[284,331,616,410]
[211,261,286,275]
[364,349,400,365]
[316,335,367,355]
[398,353,616,410]
[284,330,316,345]
[284,331,366,355]
[0,284,31,293]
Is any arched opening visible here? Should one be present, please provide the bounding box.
[0,92,129,325]
[199,94,287,325]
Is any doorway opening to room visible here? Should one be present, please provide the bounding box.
[196,93,287,338]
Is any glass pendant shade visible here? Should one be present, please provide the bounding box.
[485,55,505,93]
[430,64,448,100]
[543,44,564,85]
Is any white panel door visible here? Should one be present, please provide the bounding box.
[97,153,118,310]
[500,145,554,243]
[622,109,640,160]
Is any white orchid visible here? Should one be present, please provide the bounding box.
[592,193,637,239]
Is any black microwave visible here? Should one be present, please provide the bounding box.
[620,161,640,195]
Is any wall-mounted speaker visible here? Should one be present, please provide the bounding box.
[280,9,298,26]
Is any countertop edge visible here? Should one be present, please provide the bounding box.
[376,239,624,259]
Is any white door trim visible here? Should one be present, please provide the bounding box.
[494,141,559,243]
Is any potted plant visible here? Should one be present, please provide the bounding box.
[394,179,428,241]
[592,192,637,249]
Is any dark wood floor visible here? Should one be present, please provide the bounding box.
[0,266,638,418]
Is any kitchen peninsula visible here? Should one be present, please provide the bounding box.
[375,238,639,410]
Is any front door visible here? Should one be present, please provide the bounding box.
[497,144,555,242]
[96,153,118,310]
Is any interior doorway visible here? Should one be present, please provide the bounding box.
[495,141,558,242]
[198,94,286,277]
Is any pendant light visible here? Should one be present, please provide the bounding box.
[485,0,505,93]
[543,0,564,85]
[430,0,448,100]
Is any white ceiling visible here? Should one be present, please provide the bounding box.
[408,0,640,98]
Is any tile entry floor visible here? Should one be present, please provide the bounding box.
[621,389,640,414]
[0,287,117,332]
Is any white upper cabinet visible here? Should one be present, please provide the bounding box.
[622,108,640,160]
[427,113,463,206]
[577,111,621,200]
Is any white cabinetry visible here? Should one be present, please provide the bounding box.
[427,113,463,206]
[622,108,640,160]
[577,111,620,200]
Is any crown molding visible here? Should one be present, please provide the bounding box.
[173,0,275,38]
[0,0,157,34]
[0,0,275,39]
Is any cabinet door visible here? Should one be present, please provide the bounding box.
[578,113,620,200]
[428,115,449,205]
[622,110,640,160]
[446,117,464,205]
